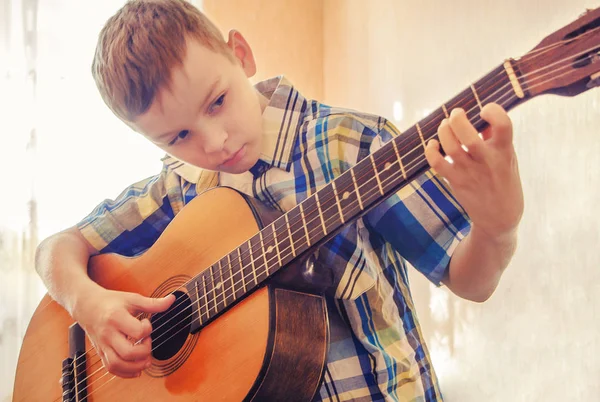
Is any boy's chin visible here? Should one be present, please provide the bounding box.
[221,158,260,175]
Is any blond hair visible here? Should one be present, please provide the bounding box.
[92,0,231,122]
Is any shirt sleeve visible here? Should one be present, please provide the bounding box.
[364,119,472,285]
[76,165,186,257]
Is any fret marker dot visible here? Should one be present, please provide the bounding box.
[384,162,392,171]
[267,246,273,253]
[342,192,350,200]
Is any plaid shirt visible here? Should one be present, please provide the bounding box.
[78,76,471,401]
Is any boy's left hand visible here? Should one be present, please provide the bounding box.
[425,103,524,242]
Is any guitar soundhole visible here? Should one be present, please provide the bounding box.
[150,291,192,361]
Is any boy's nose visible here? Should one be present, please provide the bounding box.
[201,131,227,154]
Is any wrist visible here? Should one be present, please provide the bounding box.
[69,279,104,322]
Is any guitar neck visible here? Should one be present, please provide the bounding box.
[189,59,531,325]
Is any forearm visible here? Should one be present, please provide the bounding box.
[35,228,102,316]
[443,225,517,302]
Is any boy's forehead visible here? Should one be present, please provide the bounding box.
[132,40,237,137]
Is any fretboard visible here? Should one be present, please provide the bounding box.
[187,60,529,329]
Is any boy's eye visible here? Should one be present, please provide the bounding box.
[208,94,226,114]
[168,130,189,146]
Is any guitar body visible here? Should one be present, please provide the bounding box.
[13,187,329,401]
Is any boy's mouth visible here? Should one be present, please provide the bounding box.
[220,145,246,168]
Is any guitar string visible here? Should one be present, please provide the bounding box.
[142,61,581,355]
[73,61,570,396]
[123,29,600,344]
[72,51,598,396]
[66,41,595,395]
[77,35,600,375]
[69,90,519,401]
[65,40,598,395]
[63,35,599,398]
[67,63,506,384]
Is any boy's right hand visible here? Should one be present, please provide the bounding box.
[72,287,175,378]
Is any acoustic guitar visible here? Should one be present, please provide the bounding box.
[12,7,600,401]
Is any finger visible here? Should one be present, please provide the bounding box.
[141,336,153,362]
[128,294,175,314]
[116,313,152,341]
[437,118,468,164]
[102,346,150,378]
[425,139,455,181]
[480,103,513,147]
[448,108,485,160]
[112,331,152,362]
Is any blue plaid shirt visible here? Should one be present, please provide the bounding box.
[78,76,471,401]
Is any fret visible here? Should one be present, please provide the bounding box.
[396,127,424,177]
[201,274,212,319]
[446,87,480,126]
[239,241,255,292]
[392,138,407,180]
[318,183,342,235]
[370,154,384,195]
[298,202,311,246]
[194,279,207,324]
[415,123,427,150]
[471,84,483,111]
[247,239,258,287]
[259,230,270,276]
[273,216,292,267]
[442,104,449,118]
[286,206,308,255]
[216,259,228,307]
[250,235,269,283]
[236,247,246,295]
[209,265,220,313]
[353,159,382,209]
[304,194,324,238]
[284,213,296,257]
[349,168,364,210]
[331,180,345,223]
[226,254,235,304]
[270,223,282,268]
[314,191,327,235]
[371,148,400,195]
[334,167,364,221]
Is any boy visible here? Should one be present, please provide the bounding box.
[35,0,524,400]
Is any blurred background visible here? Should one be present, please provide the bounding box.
[1,0,599,400]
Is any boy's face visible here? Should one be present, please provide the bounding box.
[132,31,266,174]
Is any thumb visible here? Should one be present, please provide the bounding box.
[129,293,175,314]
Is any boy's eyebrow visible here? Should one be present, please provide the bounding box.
[200,77,221,111]
[154,77,221,142]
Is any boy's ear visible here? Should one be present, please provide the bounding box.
[227,30,256,77]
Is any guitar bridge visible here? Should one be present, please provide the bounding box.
[61,323,88,402]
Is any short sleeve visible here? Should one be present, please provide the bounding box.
[76,166,186,257]
[364,120,472,285]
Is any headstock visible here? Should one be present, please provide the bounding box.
[515,7,600,98]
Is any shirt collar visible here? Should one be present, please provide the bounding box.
[162,75,307,183]
[255,75,307,171]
